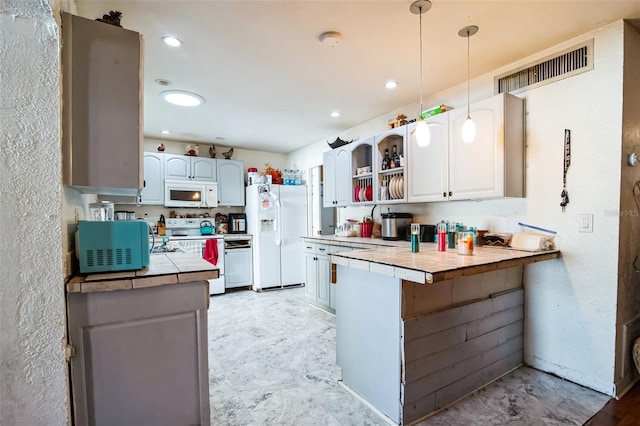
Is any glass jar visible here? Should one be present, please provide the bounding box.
[457,231,474,255]
[88,202,114,221]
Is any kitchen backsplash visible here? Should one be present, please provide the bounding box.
[114,204,244,224]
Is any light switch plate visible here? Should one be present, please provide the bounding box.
[578,214,593,233]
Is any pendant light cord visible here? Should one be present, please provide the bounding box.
[419,7,424,116]
[466,29,470,118]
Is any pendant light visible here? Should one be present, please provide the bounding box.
[458,25,478,143]
[410,0,431,147]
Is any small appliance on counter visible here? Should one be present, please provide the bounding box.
[76,221,150,273]
[404,224,435,242]
[381,212,413,241]
[228,213,247,234]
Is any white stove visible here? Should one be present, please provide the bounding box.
[164,218,226,295]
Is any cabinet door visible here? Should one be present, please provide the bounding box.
[323,150,336,207]
[335,147,351,206]
[192,157,217,182]
[305,251,318,301]
[67,282,209,426]
[61,13,143,196]
[448,94,504,200]
[217,159,244,206]
[164,154,191,180]
[140,153,164,204]
[407,115,449,203]
[225,248,253,288]
[316,254,330,306]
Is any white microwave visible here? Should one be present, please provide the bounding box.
[164,179,218,208]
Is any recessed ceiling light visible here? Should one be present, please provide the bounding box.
[330,111,340,118]
[161,90,205,107]
[161,130,171,134]
[162,36,182,47]
[318,31,342,48]
[215,137,225,140]
[385,80,399,89]
[155,79,172,86]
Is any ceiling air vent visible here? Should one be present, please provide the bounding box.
[495,39,593,94]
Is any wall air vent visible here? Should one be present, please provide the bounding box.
[495,39,593,94]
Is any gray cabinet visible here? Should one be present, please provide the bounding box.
[217,159,245,206]
[62,12,143,196]
[67,281,210,426]
[139,152,164,204]
[164,154,217,181]
[304,242,350,313]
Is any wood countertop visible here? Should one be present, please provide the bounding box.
[67,253,219,293]
[330,245,560,285]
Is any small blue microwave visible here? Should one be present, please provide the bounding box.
[77,220,150,273]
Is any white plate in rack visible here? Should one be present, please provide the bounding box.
[390,176,398,199]
[398,176,404,198]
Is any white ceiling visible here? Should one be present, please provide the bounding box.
[75,1,640,154]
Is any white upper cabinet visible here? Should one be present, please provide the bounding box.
[217,159,245,206]
[323,145,351,207]
[139,153,164,205]
[407,114,449,203]
[448,92,524,200]
[164,154,217,182]
[407,92,524,202]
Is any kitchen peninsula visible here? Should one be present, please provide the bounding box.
[66,253,217,426]
[330,244,559,425]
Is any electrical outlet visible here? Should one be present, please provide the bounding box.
[578,214,593,233]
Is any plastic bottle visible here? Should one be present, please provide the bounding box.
[294,169,301,185]
[283,169,290,185]
[437,222,447,251]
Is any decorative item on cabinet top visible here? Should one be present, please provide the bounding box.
[327,137,353,149]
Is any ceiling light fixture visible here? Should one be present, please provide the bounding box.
[161,130,170,134]
[162,36,182,47]
[330,111,340,118]
[410,0,432,148]
[385,80,399,89]
[161,90,205,107]
[459,25,478,144]
[155,79,172,86]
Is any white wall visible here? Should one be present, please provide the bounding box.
[289,21,626,394]
[0,0,69,424]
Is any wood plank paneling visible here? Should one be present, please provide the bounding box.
[404,289,524,341]
[466,306,523,340]
[406,320,523,381]
[435,350,523,410]
[405,335,523,403]
[405,324,468,363]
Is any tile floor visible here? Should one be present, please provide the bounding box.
[208,287,610,426]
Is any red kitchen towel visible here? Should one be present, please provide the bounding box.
[204,239,218,266]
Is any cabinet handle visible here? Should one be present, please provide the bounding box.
[306,246,312,249]
[443,192,446,197]
[143,180,146,188]
[319,248,326,252]
[449,191,452,197]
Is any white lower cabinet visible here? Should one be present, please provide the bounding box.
[304,242,352,312]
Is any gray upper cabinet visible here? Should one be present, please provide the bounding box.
[164,154,217,182]
[217,159,245,206]
[139,153,164,204]
[62,12,143,196]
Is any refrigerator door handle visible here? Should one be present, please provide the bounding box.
[275,197,283,247]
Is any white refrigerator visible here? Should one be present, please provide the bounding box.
[246,184,308,291]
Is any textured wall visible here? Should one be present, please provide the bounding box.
[0,0,68,424]
[290,21,626,395]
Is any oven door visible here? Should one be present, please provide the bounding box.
[164,180,205,208]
